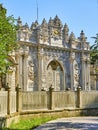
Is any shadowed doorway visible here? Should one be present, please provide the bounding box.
[47,60,64,91]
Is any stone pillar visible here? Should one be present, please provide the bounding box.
[90,65,96,90]
[19,48,24,90]
[37,45,42,91]
[77,86,81,108]
[41,50,46,89]
[23,51,28,91]
[86,60,90,90]
[6,83,11,115]
[49,86,54,110]
[69,57,74,90]
[63,69,66,91]
[15,52,20,88]
[84,60,89,90]
[81,57,85,90]
[16,84,21,113]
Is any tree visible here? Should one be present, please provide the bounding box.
[90,34,98,64]
[0,4,17,74]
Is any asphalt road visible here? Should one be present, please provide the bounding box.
[34,117,98,130]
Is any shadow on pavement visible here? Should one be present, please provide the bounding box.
[34,121,98,130]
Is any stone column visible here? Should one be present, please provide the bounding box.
[41,50,46,90]
[49,86,54,110]
[40,56,43,90]
[81,57,85,90]
[77,86,81,108]
[16,84,21,113]
[86,60,90,90]
[15,52,20,88]
[19,48,24,90]
[23,51,29,91]
[63,71,66,91]
[37,45,42,91]
[88,61,91,90]
[69,57,74,90]
[6,83,11,115]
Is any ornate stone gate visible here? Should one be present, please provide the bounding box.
[16,16,90,91]
[3,16,90,92]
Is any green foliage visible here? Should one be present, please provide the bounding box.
[0,4,17,74]
[90,34,98,64]
[3,117,57,130]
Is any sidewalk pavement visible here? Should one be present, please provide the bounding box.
[34,117,98,130]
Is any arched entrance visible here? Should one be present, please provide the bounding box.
[47,60,64,91]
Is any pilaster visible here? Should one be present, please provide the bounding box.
[87,59,90,90]
[37,45,42,91]
[69,57,74,90]
[23,51,29,91]
[15,51,20,88]
[81,53,85,90]
[40,49,46,89]
[19,48,24,90]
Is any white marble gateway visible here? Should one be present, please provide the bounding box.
[4,16,91,91]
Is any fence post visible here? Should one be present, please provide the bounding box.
[16,84,21,113]
[77,86,81,108]
[6,83,11,115]
[49,85,54,110]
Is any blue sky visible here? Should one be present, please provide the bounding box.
[0,0,98,45]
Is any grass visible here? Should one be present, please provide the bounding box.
[2,116,57,130]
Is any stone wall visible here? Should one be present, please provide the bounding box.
[0,91,7,116]
[1,88,98,127]
[80,91,98,108]
[1,88,98,116]
[21,91,49,110]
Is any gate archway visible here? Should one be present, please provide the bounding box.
[47,60,64,91]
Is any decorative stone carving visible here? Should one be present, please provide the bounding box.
[63,23,69,45]
[73,60,79,90]
[53,15,62,28]
[17,17,22,27]
[28,61,34,80]
[27,56,34,90]
[47,65,53,90]
[79,30,87,42]
[30,20,38,30]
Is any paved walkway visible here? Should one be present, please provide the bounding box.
[34,117,98,130]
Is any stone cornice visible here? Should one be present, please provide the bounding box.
[18,41,90,54]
